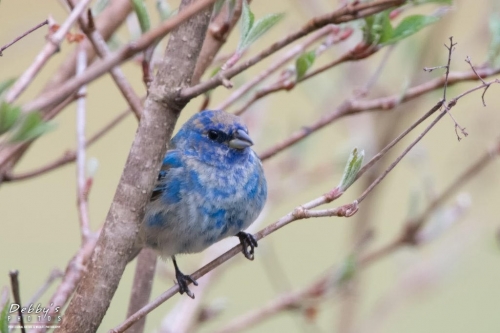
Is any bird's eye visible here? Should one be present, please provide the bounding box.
[207,130,219,141]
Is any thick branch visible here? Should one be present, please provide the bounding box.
[55,1,213,332]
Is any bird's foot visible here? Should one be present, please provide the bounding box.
[237,231,258,260]
[175,269,198,299]
[172,256,198,298]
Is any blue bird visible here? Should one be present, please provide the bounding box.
[139,110,267,298]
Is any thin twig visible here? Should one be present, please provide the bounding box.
[405,140,500,236]
[356,101,444,181]
[125,249,157,333]
[442,36,456,101]
[59,1,215,331]
[41,0,133,93]
[0,19,49,56]
[214,136,500,333]
[5,0,93,104]
[25,269,64,306]
[76,46,91,244]
[69,4,143,119]
[339,58,399,330]
[4,105,134,182]
[180,0,406,99]
[231,29,358,115]
[191,0,245,85]
[424,37,467,140]
[0,94,77,183]
[160,213,267,333]
[357,109,447,204]
[22,0,219,113]
[114,57,498,329]
[215,24,338,111]
[357,44,396,97]
[465,55,492,107]
[160,252,223,333]
[10,270,26,333]
[111,188,354,333]
[258,66,500,161]
[30,233,99,333]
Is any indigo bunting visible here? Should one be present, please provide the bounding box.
[140,110,267,298]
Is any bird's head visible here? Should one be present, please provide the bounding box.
[172,110,255,165]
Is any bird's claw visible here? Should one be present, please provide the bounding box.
[237,231,258,260]
[175,271,198,299]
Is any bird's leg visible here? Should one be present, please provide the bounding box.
[172,256,198,299]
[236,231,258,260]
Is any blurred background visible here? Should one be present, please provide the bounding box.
[1,0,500,332]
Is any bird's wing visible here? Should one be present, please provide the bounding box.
[150,149,183,201]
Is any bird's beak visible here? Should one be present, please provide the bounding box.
[229,129,254,149]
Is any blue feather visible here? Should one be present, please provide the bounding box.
[140,110,267,258]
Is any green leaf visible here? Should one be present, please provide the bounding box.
[363,10,393,44]
[384,14,440,45]
[378,11,394,44]
[130,0,151,33]
[10,112,56,142]
[0,102,21,135]
[156,0,172,21]
[238,12,284,51]
[488,13,500,67]
[0,78,16,96]
[0,298,9,333]
[239,0,255,47]
[295,50,316,80]
[92,0,110,16]
[338,148,364,192]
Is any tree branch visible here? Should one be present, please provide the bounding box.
[75,46,92,244]
[125,249,157,333]
[22,0,218,114]
[55,1,214,331]
[215,24,339,111]
[31,233,99,333]
[180,0,406,99]
[258,66,500,161]
[0,19,49,56]
[70,4,143,119]
[191,0,245,85]
[41,0,133,93]
[4,0,93,104]
[213,136,500,333]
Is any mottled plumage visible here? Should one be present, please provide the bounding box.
[140,110,267,297]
